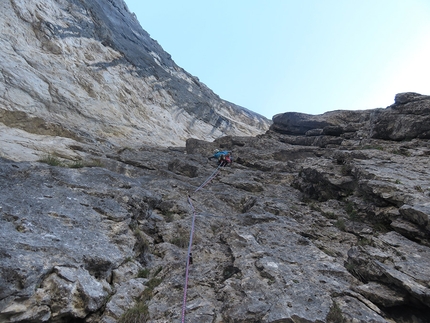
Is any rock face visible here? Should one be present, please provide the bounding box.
[0,0,270,154]
[2,93,430,322]
[270,92,430,143]
[1,1,430,322]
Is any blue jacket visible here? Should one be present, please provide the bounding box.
[213,151,230,159]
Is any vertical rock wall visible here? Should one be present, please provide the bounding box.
[0,0,270,151]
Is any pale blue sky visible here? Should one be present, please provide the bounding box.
[124,1,430,119]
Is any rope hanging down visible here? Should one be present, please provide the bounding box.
[194,165,221,192]
[181,165,222,323]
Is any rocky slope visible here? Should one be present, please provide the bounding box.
[1,93,430,323]
[0,0,270,160]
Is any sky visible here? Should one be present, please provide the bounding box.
[124,1,430,119]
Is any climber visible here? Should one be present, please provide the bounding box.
[208,149,232,166]
[208,149,227,160]
[219,152,232,167]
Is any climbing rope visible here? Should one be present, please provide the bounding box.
[181,164,222,323]
[194,164,222,192]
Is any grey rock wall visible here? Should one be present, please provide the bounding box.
[270,92,430,143]
[1,124,430,322]
[1,1,430,322]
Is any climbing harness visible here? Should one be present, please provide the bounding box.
[181,164,222,323]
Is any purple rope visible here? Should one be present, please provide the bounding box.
[181,166,222,322]
[181,196,197,323]
[194,165,221,192]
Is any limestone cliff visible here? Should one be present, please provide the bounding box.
[0,0,270,158]
[1,93,430,323]
[1,1,430,322]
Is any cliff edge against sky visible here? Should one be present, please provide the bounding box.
[0,0,270,162]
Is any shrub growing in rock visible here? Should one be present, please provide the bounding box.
[39,154,63,166]
[326,302,343,323]
[137,268,150,278]
[119,301,149,323]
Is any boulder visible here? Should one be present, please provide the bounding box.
[270,109,372,138]
[371,93,430,140]
[270,93,430,144]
